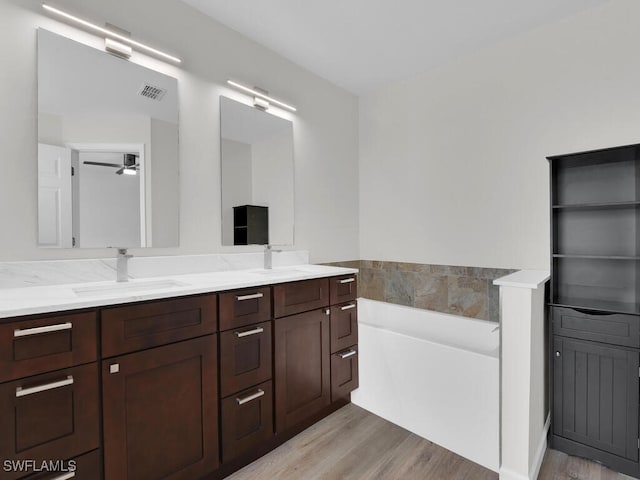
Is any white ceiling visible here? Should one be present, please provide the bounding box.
[181,0,609,95]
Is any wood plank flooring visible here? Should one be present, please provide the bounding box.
[226,403,638,480]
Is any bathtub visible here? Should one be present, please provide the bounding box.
[351,298,499,472]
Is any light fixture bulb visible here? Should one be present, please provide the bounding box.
[227,80,296,112]
[42,4,181,63]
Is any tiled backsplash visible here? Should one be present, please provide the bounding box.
[324,260,516,323]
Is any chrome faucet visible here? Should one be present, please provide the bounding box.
[264,245,282,270]
[116,248,132,282]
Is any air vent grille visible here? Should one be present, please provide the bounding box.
[138,83,166,101]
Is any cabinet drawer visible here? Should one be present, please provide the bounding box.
[552,306,639,347]
[331,346,359,402]
[102,294,217,357]
[329,275,357,305]
[273,278,329,318]
[219,287,272,332]
[18,449,101,480]
[220,321,272,397]
[330,302,358,354]
[221,380,274,464]
[0,363,99,477]
[0,311,97,383]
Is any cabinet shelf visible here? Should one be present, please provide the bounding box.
[552,201,640,210]
[550,297,640,315]
[552,254,640,260]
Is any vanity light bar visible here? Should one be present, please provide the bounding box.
[42,4,182,63]
[227,80,297,112]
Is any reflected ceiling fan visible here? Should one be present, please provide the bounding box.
[83,153,140,175]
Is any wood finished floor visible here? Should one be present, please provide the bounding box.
[226,404,637,480]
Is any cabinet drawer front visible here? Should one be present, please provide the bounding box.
[16,449,101,480]
[102,294,217,357]
[274,278,329,318]
[0,312,97,383]
[330,303,358,354]
[331,346,359,402]
[219,287,272,331]
[221,380,274,463]
[102,336,218,480]
[0,363,99,473]
[552,306,639,347]
[220,321,272,397]
[329,275,357,305]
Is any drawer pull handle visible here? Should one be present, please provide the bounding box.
[236,388,265,405]
[340,304,356,311]
[339,349,357,359]
[236,293,264,301]
[14,322,72,338]
[16,375,74,398]
[339,278,355,284]
[51,473,76,480]
[236,327,264,338]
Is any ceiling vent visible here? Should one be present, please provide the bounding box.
[138,83,166,101]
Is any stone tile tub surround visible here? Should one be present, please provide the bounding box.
[325,260,516,323]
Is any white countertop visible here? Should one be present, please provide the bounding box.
[0,264,358,319]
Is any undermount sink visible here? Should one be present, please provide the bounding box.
[250,269,304,277]
[72,279,189,297]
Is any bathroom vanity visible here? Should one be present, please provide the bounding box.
[0,266,358,479]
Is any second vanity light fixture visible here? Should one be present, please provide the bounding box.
[42,4,182,63]
[227,80,297,112]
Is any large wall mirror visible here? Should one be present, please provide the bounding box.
[37,29,179,248]
[220,96,294,246]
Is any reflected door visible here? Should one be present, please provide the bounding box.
[37,143,72,248]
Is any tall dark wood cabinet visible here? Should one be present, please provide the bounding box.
[548,144,640,478]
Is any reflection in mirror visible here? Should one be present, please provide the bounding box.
[220,96,294,246]
[37,29,179,248]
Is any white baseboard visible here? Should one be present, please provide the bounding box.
[499,466,530,480]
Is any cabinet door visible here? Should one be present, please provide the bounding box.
[274,309,330,432]
[102,336,218,480]
[553,337,639,461]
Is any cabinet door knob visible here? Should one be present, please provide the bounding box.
[555,351,561,357]
[325,308,330,316]
[110,363,120,374]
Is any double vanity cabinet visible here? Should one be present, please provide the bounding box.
[0,272,359,479]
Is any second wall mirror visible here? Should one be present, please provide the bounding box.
[220,96,294,246]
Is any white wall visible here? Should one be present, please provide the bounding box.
[359,0,640,270]
[0,0,358,263]
[252,131,295,245]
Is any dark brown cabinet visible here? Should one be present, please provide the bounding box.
[102,336,219,480]
[0,272,358,480]
[274,308,331,432]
